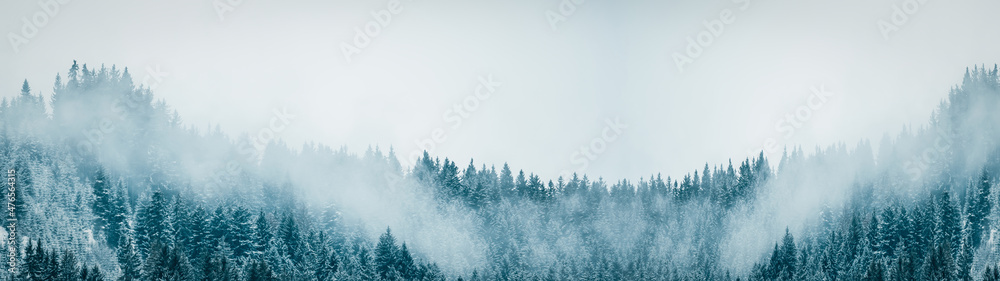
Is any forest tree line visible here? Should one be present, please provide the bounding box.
[0,62,998,280]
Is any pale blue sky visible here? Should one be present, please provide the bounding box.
[2,0,999,181]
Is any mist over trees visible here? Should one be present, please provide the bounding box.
[0,62,998,280]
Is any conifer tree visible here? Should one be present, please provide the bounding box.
[253,212,273,257]
[376,227,400,280]
[246,260,278,281]
[137,190,174,254]
[117,235,141,281]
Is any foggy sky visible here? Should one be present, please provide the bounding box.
[2,0,999,181]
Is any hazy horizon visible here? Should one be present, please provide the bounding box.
[3,1,1000,280]
[4,0,1000,181]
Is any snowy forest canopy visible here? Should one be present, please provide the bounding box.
[0,62,999,281]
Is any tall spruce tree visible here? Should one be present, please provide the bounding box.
[375,227,400,280]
